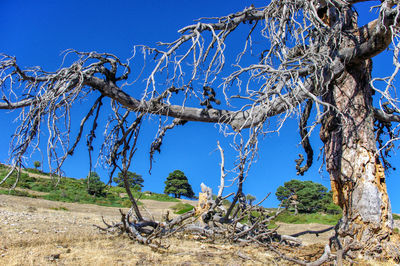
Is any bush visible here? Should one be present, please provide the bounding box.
[33,161,41,169]
[324,202,342,215]
[0,171,31,189]
[170,203,195,214]
[141,192,180,202]
[50,206,69,211]
[85,172,106,197]
[30,183,53,192]
[122,199,132,208]
[25,168,51,176]
[0,189,37,198]
[109,186,126,194]
[222,199,231,207]
[393,213,400,220]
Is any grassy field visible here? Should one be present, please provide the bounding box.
[273,211,342,225]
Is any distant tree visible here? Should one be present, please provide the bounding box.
[113,171,144,191]
[321,191,342,215]
[276,179,329,213]
[86,172,106,197]
[246,194,256,206]
[164,170,194,199]
[276,179,304,210]
[33,161,41,170]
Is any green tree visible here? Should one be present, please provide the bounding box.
[164,170,194,199]
[86,172,106,197]
[246,194,256,206]
[276,179,304,209]
[33,161,41,170]
[276,179,333,214]
[113,171,144,191]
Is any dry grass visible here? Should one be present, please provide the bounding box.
[1,194,398,265]
[0,194,277,265]
[1,232,279,265]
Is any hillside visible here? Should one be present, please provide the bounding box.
[0,164,188,209]
[0,165,399,265]
[0,192,330,265]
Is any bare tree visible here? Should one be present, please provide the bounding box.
[1,0,400,262]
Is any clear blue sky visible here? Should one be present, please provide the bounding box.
[1,0,399,213]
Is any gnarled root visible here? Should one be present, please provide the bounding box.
[328,219,400,264]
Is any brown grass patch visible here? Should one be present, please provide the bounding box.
[1,193,398,265]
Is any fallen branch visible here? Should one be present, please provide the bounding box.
[305,244,331,266]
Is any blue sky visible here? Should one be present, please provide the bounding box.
[1,0,399,213]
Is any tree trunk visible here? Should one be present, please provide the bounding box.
[293,201,298,216]
[122,171,143,221]
[321,60,397,258]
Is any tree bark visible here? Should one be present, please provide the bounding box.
[322,60,395,258]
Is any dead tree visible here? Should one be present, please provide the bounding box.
[1,0,400,262]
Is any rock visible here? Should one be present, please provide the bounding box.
[46,254,60,261]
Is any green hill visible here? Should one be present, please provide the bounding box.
[0,164,178,207]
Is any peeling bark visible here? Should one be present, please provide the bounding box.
[322,60,396,258]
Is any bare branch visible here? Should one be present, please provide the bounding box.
[296,100,314,175]
[216,141,226,198]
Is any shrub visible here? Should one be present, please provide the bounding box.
[25,168,51,176]
[141,192,180,202]
[50,206,69,211]
[85,172,106,197]
[171,203,195,214]
[0,189,37,198]
[33,161,41,169]
[324,202,342,215]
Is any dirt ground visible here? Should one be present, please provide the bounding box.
[0,194,398,265]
